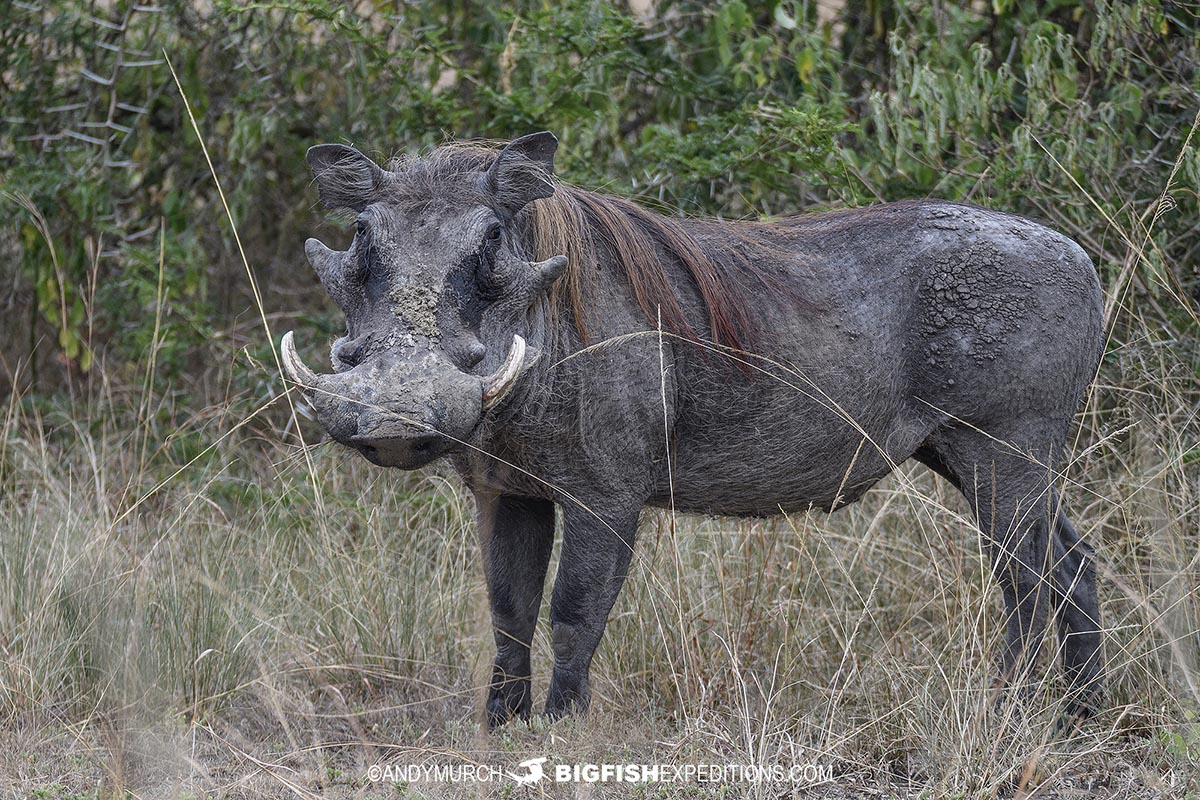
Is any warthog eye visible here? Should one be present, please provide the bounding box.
[349,215,373,283]
[471,224,507,301]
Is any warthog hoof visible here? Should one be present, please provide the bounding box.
[486,676,532,730]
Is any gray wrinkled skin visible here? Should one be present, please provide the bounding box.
[285,133,1105,728]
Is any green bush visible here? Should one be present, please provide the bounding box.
[1,0,1196,399]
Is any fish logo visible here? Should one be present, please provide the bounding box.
[508,756,548,785]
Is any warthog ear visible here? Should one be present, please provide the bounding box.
[306,144,388,212]
[485,131,558,218]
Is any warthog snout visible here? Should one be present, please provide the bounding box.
[280,331,527,468]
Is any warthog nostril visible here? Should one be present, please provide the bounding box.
[408,432,439,453]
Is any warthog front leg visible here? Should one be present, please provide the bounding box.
[545,504,639,719]
[477,493,555,729]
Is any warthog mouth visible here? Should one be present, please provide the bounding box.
[347,432,447,467]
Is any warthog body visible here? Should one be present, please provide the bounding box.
[283,132,1104,726]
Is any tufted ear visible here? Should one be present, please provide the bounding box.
[306,144,388,212]
[484,131,558,218]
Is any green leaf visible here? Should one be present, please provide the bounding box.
[773,3,797,31]
[796,47,816,83]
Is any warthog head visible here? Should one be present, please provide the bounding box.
[282,132,567,469]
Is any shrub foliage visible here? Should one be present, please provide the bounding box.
[1,0,1197,394]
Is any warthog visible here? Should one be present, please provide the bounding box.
[282,132,1104,727]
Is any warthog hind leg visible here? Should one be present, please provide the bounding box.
[920,421,1102,714]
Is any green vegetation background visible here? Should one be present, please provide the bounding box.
[2,0,1197,405]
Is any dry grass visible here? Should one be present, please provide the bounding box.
[0,311,1196,799]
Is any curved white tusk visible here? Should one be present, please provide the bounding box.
[281,331,320,393]
[482,334,527,410]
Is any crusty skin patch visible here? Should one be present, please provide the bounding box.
[388,282,440,339]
